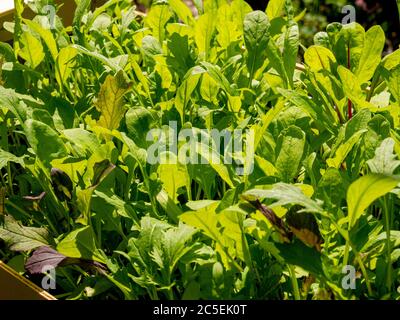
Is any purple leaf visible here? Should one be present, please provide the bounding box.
[25,246,108,275]
[25,246,71,274]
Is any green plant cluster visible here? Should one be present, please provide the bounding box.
[1,0,400,300]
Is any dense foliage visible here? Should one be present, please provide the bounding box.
[1,0,400,300]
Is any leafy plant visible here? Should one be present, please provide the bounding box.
[0,0,400,300]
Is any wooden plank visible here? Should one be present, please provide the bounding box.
[0,260,56,300]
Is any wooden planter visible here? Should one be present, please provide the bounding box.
[0,0,107,42]
[0,260,56,300]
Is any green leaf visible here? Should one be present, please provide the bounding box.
[266,0,285,20]
[193,140,236,188]
[0,216,51,251]
[253,99,285,151]
[230,0,252,32]
[266,37,289,87]
[125,107,157,148]
[387,65,400,103]
[175,67,202,124]
[367,138,400,175]
[18,32,44,69]
[277,89,321,128]
[145,4,173,43]
[158,152,189,202]
[275,125,305,182]
[0,148,25,170]
[180,202,243,270]
[347,174,400,228]
[334,23,365,72]
[337,66,374,110]
[194,12,217,60]
[56,46,78,89]
[131,57,152,100]
[24,19,58,61]
[326,129,366,169]
[244,183,324,214]
[62,128,102,156]
[0,87,43,123]
[304,45,336,72]
[95,71,131,131]
[355,25,385,84]
[200,73,219,103]
[283,22,299,85]
[168,0,194,25]
[243,11,270,81]
[156,189,183,223]
[275,239,324,276]
[57,226,106,263]
[24,119,68,167]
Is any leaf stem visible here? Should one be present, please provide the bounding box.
[382,195,392,293]
[288,265,301,300]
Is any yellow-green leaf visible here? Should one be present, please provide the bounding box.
[355,25,385,84]
[266,0,285,20]
[347,174,400,228]
[24,19,58,61]
[304,45,336,72]
[19,32,44,69]
[144,4,173,43]
[56,47,78,88]
[95,71,131,131]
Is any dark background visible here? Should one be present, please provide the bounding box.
[245,0,400,52]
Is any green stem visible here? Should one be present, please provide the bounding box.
[288,265,301,300]
[383,196,392,292]
[343,241,350,267]
[355,254,373,297]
